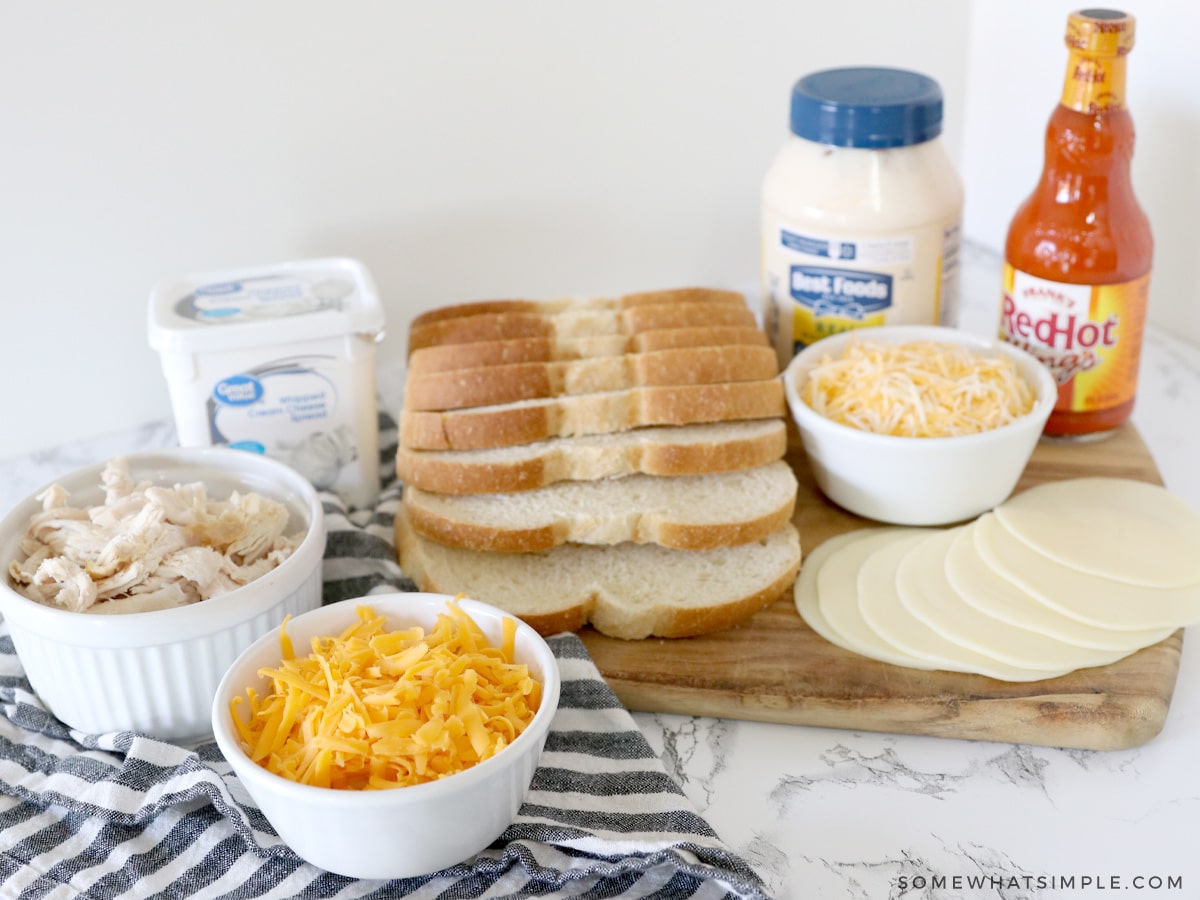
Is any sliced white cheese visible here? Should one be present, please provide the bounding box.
[944,524,1174,651]
[813,528,939,670]
[791,476,1194,683]
[974,512,1200,630]
[858,531,1075,682]
[794,529,887,650]
[896,526,1132,671]
[994,477,1200,588]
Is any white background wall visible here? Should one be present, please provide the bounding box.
[2,0,1192,462]
[961,0,1199,347]
[0,0,968,460]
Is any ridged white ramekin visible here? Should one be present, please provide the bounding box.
[0,448,325,740]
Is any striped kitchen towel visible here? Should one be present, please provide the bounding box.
[0,413,771,899]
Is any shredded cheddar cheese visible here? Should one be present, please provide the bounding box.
[230,599,542,790]
[800,339,1036,437]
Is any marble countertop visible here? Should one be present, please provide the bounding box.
[2,245,1198,898]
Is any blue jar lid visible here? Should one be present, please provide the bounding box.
[789,67,944,148]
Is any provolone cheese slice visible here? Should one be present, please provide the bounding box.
[794,530,884,648]
[896,527,1130,672]
[814,528,937,669]
[994,478,1200,588]
[858,531,1074,682]
[945,524,1174,651]
[974,512,1200,630]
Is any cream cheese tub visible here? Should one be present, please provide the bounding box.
[148,257,386,509]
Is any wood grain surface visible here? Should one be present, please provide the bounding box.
[579,424,1184,751]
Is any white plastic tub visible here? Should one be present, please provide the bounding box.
[148,257,386,509]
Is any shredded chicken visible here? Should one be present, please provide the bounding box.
[7,457,305,614]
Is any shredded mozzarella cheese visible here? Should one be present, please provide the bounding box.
[800,339,1037,438]
[230,599,542,790]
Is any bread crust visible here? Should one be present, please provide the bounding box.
[620,303,753,334]
[617,288,745,308]
[394,501,592,634]
[645,423,786,478]
[409,313,551,353]
[632,325,767,352]
[410,337,563,375]
[408,326,769,376]
[400,380,786,451]
[636,380,786,427]
[404,345,780,412]
[403,482,797,553]
[624,553,799,640]
[395,420,788,494]
[407,302,755,354]
[393,503,802,640]
[398,454,550,494]
[411,300,546,329]
[401,403,553,451]
[408,288,746,331]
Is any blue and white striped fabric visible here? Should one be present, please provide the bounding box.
[0,415,771,899]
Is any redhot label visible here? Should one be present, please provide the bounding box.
[1000,264,1150,414]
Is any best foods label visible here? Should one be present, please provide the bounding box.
[763,223,960,357]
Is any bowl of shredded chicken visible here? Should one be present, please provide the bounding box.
[9,456,305,614]
[783,325,1056,526]
[0,448,325,739]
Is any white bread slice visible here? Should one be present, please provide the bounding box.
[408,301,756,353]
[408,288,747,331]
[408,325,770,376]
[402,460,798,553]
[400,378,786,451]
[404,344,780,412]
[395,503,802,639]
[396,419,788,494]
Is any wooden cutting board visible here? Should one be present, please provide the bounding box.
[579,424,1184,751]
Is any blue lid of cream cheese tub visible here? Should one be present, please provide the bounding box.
[147,257,386,355]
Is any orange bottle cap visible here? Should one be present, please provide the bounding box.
[1066,9,1136,56]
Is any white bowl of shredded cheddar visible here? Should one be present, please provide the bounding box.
[783,325,1056,525]
[0,448,325,739]
[211,591,561,880]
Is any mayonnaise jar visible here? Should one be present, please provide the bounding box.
[761,67,963,369]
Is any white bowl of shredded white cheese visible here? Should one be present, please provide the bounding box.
[0,448,325,739]
[784,325,1056,526]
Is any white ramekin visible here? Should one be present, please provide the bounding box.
[211,592,561,880]
[784,325,1057,526]
[0,448,325,740]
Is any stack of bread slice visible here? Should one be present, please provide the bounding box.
[394,288,802,639]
